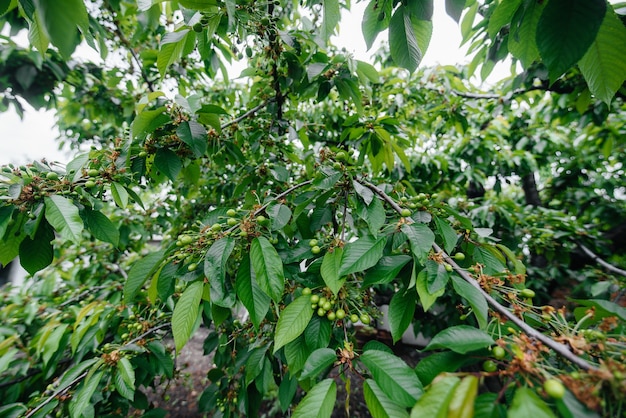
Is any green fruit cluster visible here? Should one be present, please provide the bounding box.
[309,239,321,254]
[305,287,368,324]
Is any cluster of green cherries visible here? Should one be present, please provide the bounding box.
[302,286,371,325]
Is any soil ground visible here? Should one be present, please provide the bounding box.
[141,328,421,417]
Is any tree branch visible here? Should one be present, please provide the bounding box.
[105,6,155,93]
[221,98,275,130]
[358,179,600,371]
[24,371,90,418]
[578,244,626,278]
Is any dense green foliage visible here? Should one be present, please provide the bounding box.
[1,0,626,417]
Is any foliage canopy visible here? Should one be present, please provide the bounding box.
[1,0,626,417]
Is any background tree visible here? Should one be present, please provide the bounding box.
[1,0,625,417]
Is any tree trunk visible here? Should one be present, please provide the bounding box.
[522,172,548,268]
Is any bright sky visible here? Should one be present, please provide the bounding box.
[0,2,491,166]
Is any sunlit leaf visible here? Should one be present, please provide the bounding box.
[360,350,423,407]
[423,325,494,354]
[274,296,314,353]
[172,281,203,352]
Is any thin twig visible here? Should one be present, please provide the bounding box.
[221,98,275,130]
[578,244,626,278]
[127,322,170,345]
[254,179,313,214]
[358,179,599,371]
[108,14,155,92]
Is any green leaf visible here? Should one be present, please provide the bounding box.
[154,148,182,181]
[445,0,466,22]
[364,379,410,418]
[40,323,68,367]
[19,219,54,275]
[321,247,344,295]
[423,325,495,354]
[473,245,506,274]
[416,351,475,386]
[451,275,488,329]
[267,203,292,231]
[361,0,392,50]
[55,358,100,395]
[474,393,503,418]
[360,350,423,408]
[147,340,174,378]
[82,208,120,247]
[389,6,422,73]
[555,390,600,418]
[412,15,433,56]
[578,9,626,105]
[111,182,129,209]
[402,223,435,264]
[236,256,270,330]
[285,336,311,375]
[416,268,444,312]
[508,387,556,418]
[114,370,134,400]
[292,379,336,418]
[410,375,460,418]
[172,281,203,352]
[312,167,342,190]
[251,236,285,302]
[274,295,314,353]
[69,369,104,418]
[365,196,386,236]
[304,316,332,350]
[300,348,336,381]
[178,0,218,10]
[434,217,459,254]
[279,374,299,412]
[353,179,374,205]
[321,0,340,40]
[536,0,606,82]
[157,29,191,77]
[44,195,83,244]
[488,0,523,40]
[177,120,207,158]
[34,0,88,59]
[115,357,136,400]
[356,60,380,83]
[0,206,13,238]
[425,259,449,294]
[388,289,416,344]
[245,347,268,386]
[0,215,26,266]
[131,106,168,139]
[496,243,526,275]
[448,375,478,418]
[338,236,386,276]
[363,255,411,286]
[508,0,543,67]
[27,7,49,54]
[571,299,626,322]
[204,237,236,307]
[335,77,364,113]
[123,250,166,304]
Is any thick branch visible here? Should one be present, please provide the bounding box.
[578,244,626,278]
[359,179,599,371]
